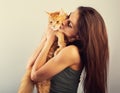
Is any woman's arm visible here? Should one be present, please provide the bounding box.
[31,29,56,75]
[26,34,47,69]
[27,25,55,69]
[31,45,81,82]
[32,38,54,69]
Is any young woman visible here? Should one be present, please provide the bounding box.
[27,6,109,93]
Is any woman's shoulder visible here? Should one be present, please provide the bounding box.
[64,45,79,53]
[59,45,81,64]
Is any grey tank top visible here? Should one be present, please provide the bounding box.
[50,67,81,93]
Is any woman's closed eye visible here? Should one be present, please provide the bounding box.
[68,21,72,28]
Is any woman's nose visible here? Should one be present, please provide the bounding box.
[61,19,68,27]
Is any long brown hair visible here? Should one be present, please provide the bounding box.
[77,6,109,93]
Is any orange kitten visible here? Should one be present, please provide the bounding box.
[47,9,67,55]
[36,9,68,93]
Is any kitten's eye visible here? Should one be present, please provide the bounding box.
[56,21,59,24]
[50,21,53,24]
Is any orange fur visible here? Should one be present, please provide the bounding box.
[18,67,34,93]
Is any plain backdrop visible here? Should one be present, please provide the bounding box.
[0,0,120,93]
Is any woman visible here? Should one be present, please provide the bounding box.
[27,6,109,93]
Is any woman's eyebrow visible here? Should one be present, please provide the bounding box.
[68,12,72,18]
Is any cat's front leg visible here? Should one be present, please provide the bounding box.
[55,31,66,47]
[54,31,66,55]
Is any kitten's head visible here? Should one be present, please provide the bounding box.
[47,9,68,31]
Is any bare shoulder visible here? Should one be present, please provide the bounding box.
[63,45,79,55]
[65,45,79,52]
[56,45,81,64]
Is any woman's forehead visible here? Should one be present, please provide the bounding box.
[71,9,79,17]
[69,10,79,25]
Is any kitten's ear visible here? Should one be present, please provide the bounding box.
[60,9,65,15]
[45,11,50,15]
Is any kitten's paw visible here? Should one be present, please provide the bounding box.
[55,31,64,38]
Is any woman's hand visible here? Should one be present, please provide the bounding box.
[26,56,36,69]
[46,26,57,44]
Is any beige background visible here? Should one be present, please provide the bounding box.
[0,0,120,93]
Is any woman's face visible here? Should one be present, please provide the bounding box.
[59,9,79,40]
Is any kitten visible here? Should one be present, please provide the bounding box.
[36,9,68,93]
[47,9,67,55]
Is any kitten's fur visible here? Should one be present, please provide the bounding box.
[47,9,67,55]
[18,9,67,93]
[36,9,67,93]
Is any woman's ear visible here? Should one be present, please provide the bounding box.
[68,38,76,42]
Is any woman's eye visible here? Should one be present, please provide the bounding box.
[68,21,72,28]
